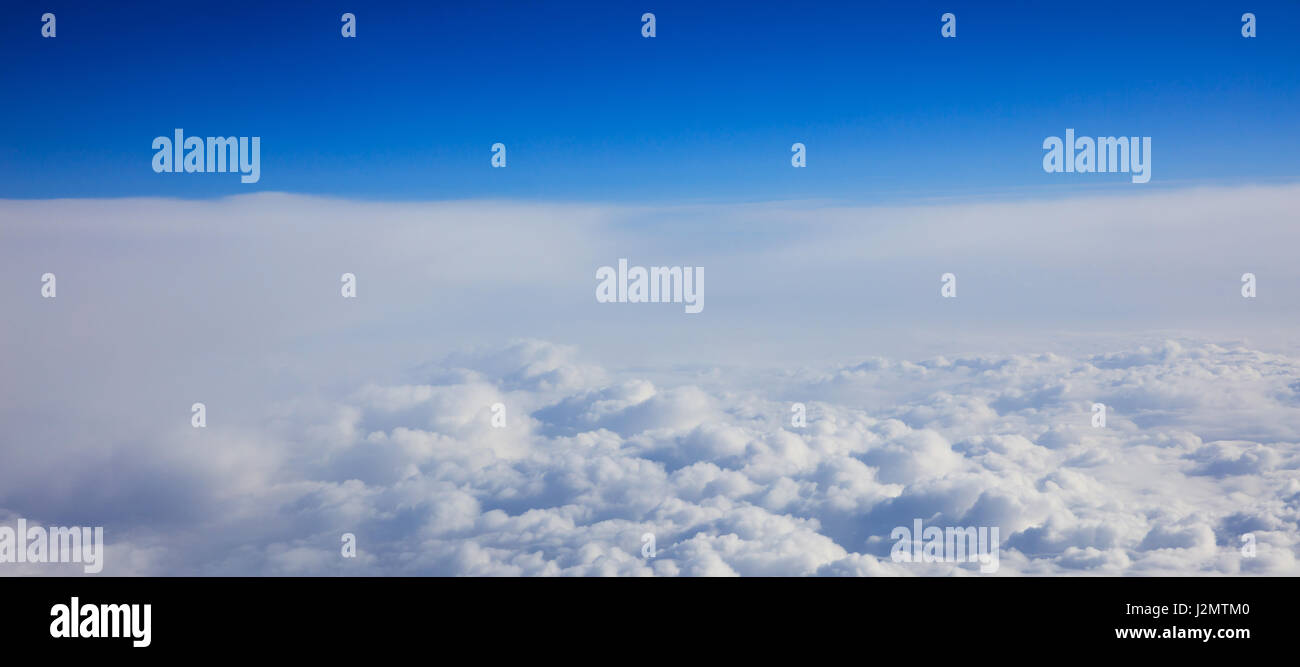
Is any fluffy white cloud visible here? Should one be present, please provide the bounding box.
[2,189,1298,575]
[4,336,1295,576]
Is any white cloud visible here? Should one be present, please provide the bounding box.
[1,188,1298,575]
[2,335,1295,576]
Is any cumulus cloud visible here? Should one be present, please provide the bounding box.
[1,189,1298,575]
[3,336,1296,576]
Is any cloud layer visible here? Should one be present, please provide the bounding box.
[1,188,1297,575]
[4,337,1297,576]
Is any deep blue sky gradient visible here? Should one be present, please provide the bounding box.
[2,0,1297,202]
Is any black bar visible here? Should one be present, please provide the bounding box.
[1,576,1288,655]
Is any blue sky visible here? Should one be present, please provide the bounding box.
[3,0,1298,202]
